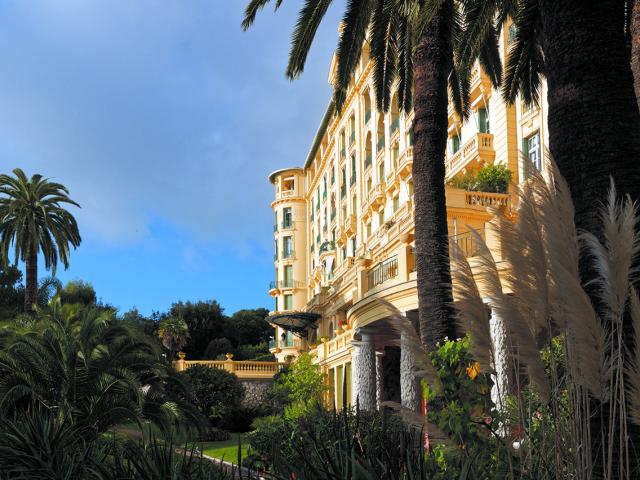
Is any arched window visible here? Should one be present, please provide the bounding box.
[365,132,373,169]
[376,115,385,153]
[390,94,400,136]
[363,90,372,124]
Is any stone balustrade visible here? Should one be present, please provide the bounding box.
[173,352,286,379]
[465,191,510,208]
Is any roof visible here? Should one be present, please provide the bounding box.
[267,311,321,337]
[303,100,335,170]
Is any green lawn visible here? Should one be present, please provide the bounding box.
[200,433,248,462]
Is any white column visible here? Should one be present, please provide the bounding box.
[351,328,377,411]
[401,328,421,412]
[489,306,509,410]
[375,351,385,410]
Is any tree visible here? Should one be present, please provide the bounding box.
[168,300,226,359]
[0,264,24,319]
[227,308,272,346]
[157,316,189,360]
[0,168,81,313]
[242,1,501,348]
[56,280,97,306]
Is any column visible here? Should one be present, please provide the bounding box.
[489,306,509,410]
[351,328,377,411]
[401,329,421,412]
[375,351,385,410]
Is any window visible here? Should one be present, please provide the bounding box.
[350,237,356,256]
[275,296,278,311]
[524,131,541,173]
[342,247,347,260]
[393,196,399,212]
[283,236,293,259]
[350,155,356,185]
[283,207,292,228]
[284,294,293,310]
[478,108,490,133]
[451,134,461,153]
[283,265,293,288]
[274,210,278,231]
[378,162,385,183]
[274,239,278,261]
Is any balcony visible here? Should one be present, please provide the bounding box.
[366,256,398,291]
[365,184,385,211]
[445,132,495,179]
[398,146,413,180]
[280,221,294,231]
[469,62,492,102]
[465,191,510,209]
[344,214,357,236]
[276,189,296,200]
[318,240,336,255]
[269,279,305,292]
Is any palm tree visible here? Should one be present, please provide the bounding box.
[0,168,81,313]
[158,316,190,360]
[242,0,502,348]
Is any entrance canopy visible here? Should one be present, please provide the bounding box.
[267,311,321,337]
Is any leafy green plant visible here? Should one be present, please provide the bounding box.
[448,164,512,193]
[158,315,189,358]
[181,365,245,426]
[270,352,324,416]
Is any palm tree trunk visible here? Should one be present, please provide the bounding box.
[540,1,640,477]
[24,245,37,313]
[632,0,640,108]
[411,0,456,349]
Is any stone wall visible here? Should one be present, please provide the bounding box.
[241,379,272,406]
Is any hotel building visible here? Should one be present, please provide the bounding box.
[268,24,548,412]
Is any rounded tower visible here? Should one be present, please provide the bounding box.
[268,168,308,362]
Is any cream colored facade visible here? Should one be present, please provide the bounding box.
[268,24,548,411]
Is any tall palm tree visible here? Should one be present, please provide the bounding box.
[0,168,81,313]
[242,0,502,348]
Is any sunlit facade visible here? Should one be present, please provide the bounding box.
[268,23,548,412]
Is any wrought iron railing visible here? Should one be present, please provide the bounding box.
[269,279,305,290]
[367,256,398,291]
[319,240,336,255]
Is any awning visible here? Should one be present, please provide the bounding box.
[267,311,321,337]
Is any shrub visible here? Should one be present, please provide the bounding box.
[270,352,324,413]
[220,404,274,433]
[448,164,512,193]
[181,365,245,425]
[56,280,96,306]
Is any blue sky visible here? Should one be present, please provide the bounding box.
[0,1,343,316]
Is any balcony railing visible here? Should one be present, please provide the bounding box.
[319,240,336,255]
[282,249,294,259]
[450,230,484,259]
[446,132,494,178]
[280,221,294,230]
[269,279,305,290]
[367,256,398,291]
[465,191,510,209]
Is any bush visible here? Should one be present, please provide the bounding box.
[197,427,231,442]
[181,365,245,425]
[56,280,97,306]
[270,352,324,413]
[448,164,512,193]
